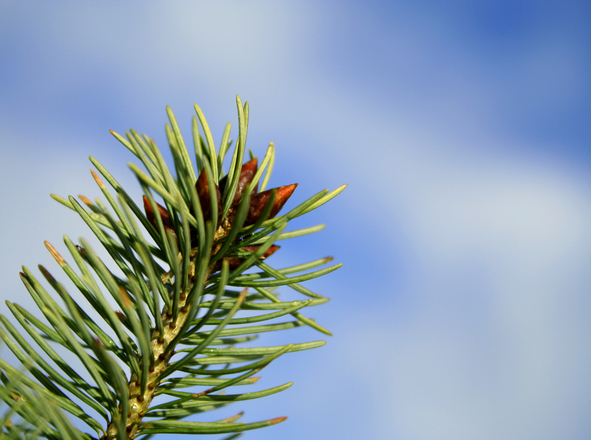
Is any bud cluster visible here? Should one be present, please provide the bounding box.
[143,158,297,270]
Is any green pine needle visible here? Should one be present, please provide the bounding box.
[0,96,344,439]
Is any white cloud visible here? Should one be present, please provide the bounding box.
[1,2,591,439]
[334,130,591,439]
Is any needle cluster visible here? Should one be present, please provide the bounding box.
[0,97,345,440]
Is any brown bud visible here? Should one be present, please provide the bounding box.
[233,158,258,204]
[242,245,280,259]
[219,158,259,206]
[225,256,243,270]
[143,196,174,231]
[245,184,297,226]
[195,168,221,224]
[226,244,280,269]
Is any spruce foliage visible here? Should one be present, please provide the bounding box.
[0,97,344,439]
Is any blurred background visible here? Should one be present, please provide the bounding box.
[1,1,590,439]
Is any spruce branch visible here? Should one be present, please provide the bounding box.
[0,96,345,439]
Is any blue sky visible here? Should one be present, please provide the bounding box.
[1,1,591,439]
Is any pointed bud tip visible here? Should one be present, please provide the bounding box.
[269,416,288,425]
[229,157,260,205]
[278,183,297,197]
[269,183,298,218]
[246,183,298,225]
[242,157,258,171]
